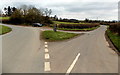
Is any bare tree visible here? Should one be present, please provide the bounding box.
[44,8,52,17]
[20,5,28,16]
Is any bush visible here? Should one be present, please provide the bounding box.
[109,23,120,35]
[58,23,99,29]
[9,9,24,24]
[42,16,53,25]
[2,19,10,24]
[24,7,43,24]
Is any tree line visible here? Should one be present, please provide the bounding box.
[2,5,53,25]
[1,6,118,25]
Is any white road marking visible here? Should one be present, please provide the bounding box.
[45,42,48,44]
[44,42,51,72]
[45,45,48,48]
[45,53,50,59]
[44,62,51,71]
[65,53,81,75]
[45,48,49,52]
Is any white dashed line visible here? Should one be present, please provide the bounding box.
[45,45,48,48]
[45,53,50,59]
[44,62,51,71]
[45,48,49,52]
[45,42,48,44]
[65,53,81,75]
[44,42,51,72]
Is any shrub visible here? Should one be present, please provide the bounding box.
[24,7,43,24]
[58,23,99,29]
[9,9,24,24]
[2,19,10,24]
[109,23,120,35]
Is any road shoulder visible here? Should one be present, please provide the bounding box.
[105,31,120,56]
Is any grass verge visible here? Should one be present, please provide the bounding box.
[58,26,100,31]
[0,17,10,20]
[0,25,12,35]
[107,29,120,52]
[41,30,79,41]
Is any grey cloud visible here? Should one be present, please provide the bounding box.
[46,2,118,20]
[47,2,117,12]
[67,3,117,12]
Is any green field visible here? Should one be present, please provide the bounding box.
[0,17,10,20]
[0,25,12,35]
[107,30,120,51]
[42,30,79,41]
[53,21,89,24]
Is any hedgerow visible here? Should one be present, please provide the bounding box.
[109,23,120,35]
[58,23,100,29]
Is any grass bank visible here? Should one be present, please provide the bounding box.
[42,30,79,41]
[0,25,12,35]
[0,17,10,20]
[107,29,120,52]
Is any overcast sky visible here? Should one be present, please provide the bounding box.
[1,0,119,21]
